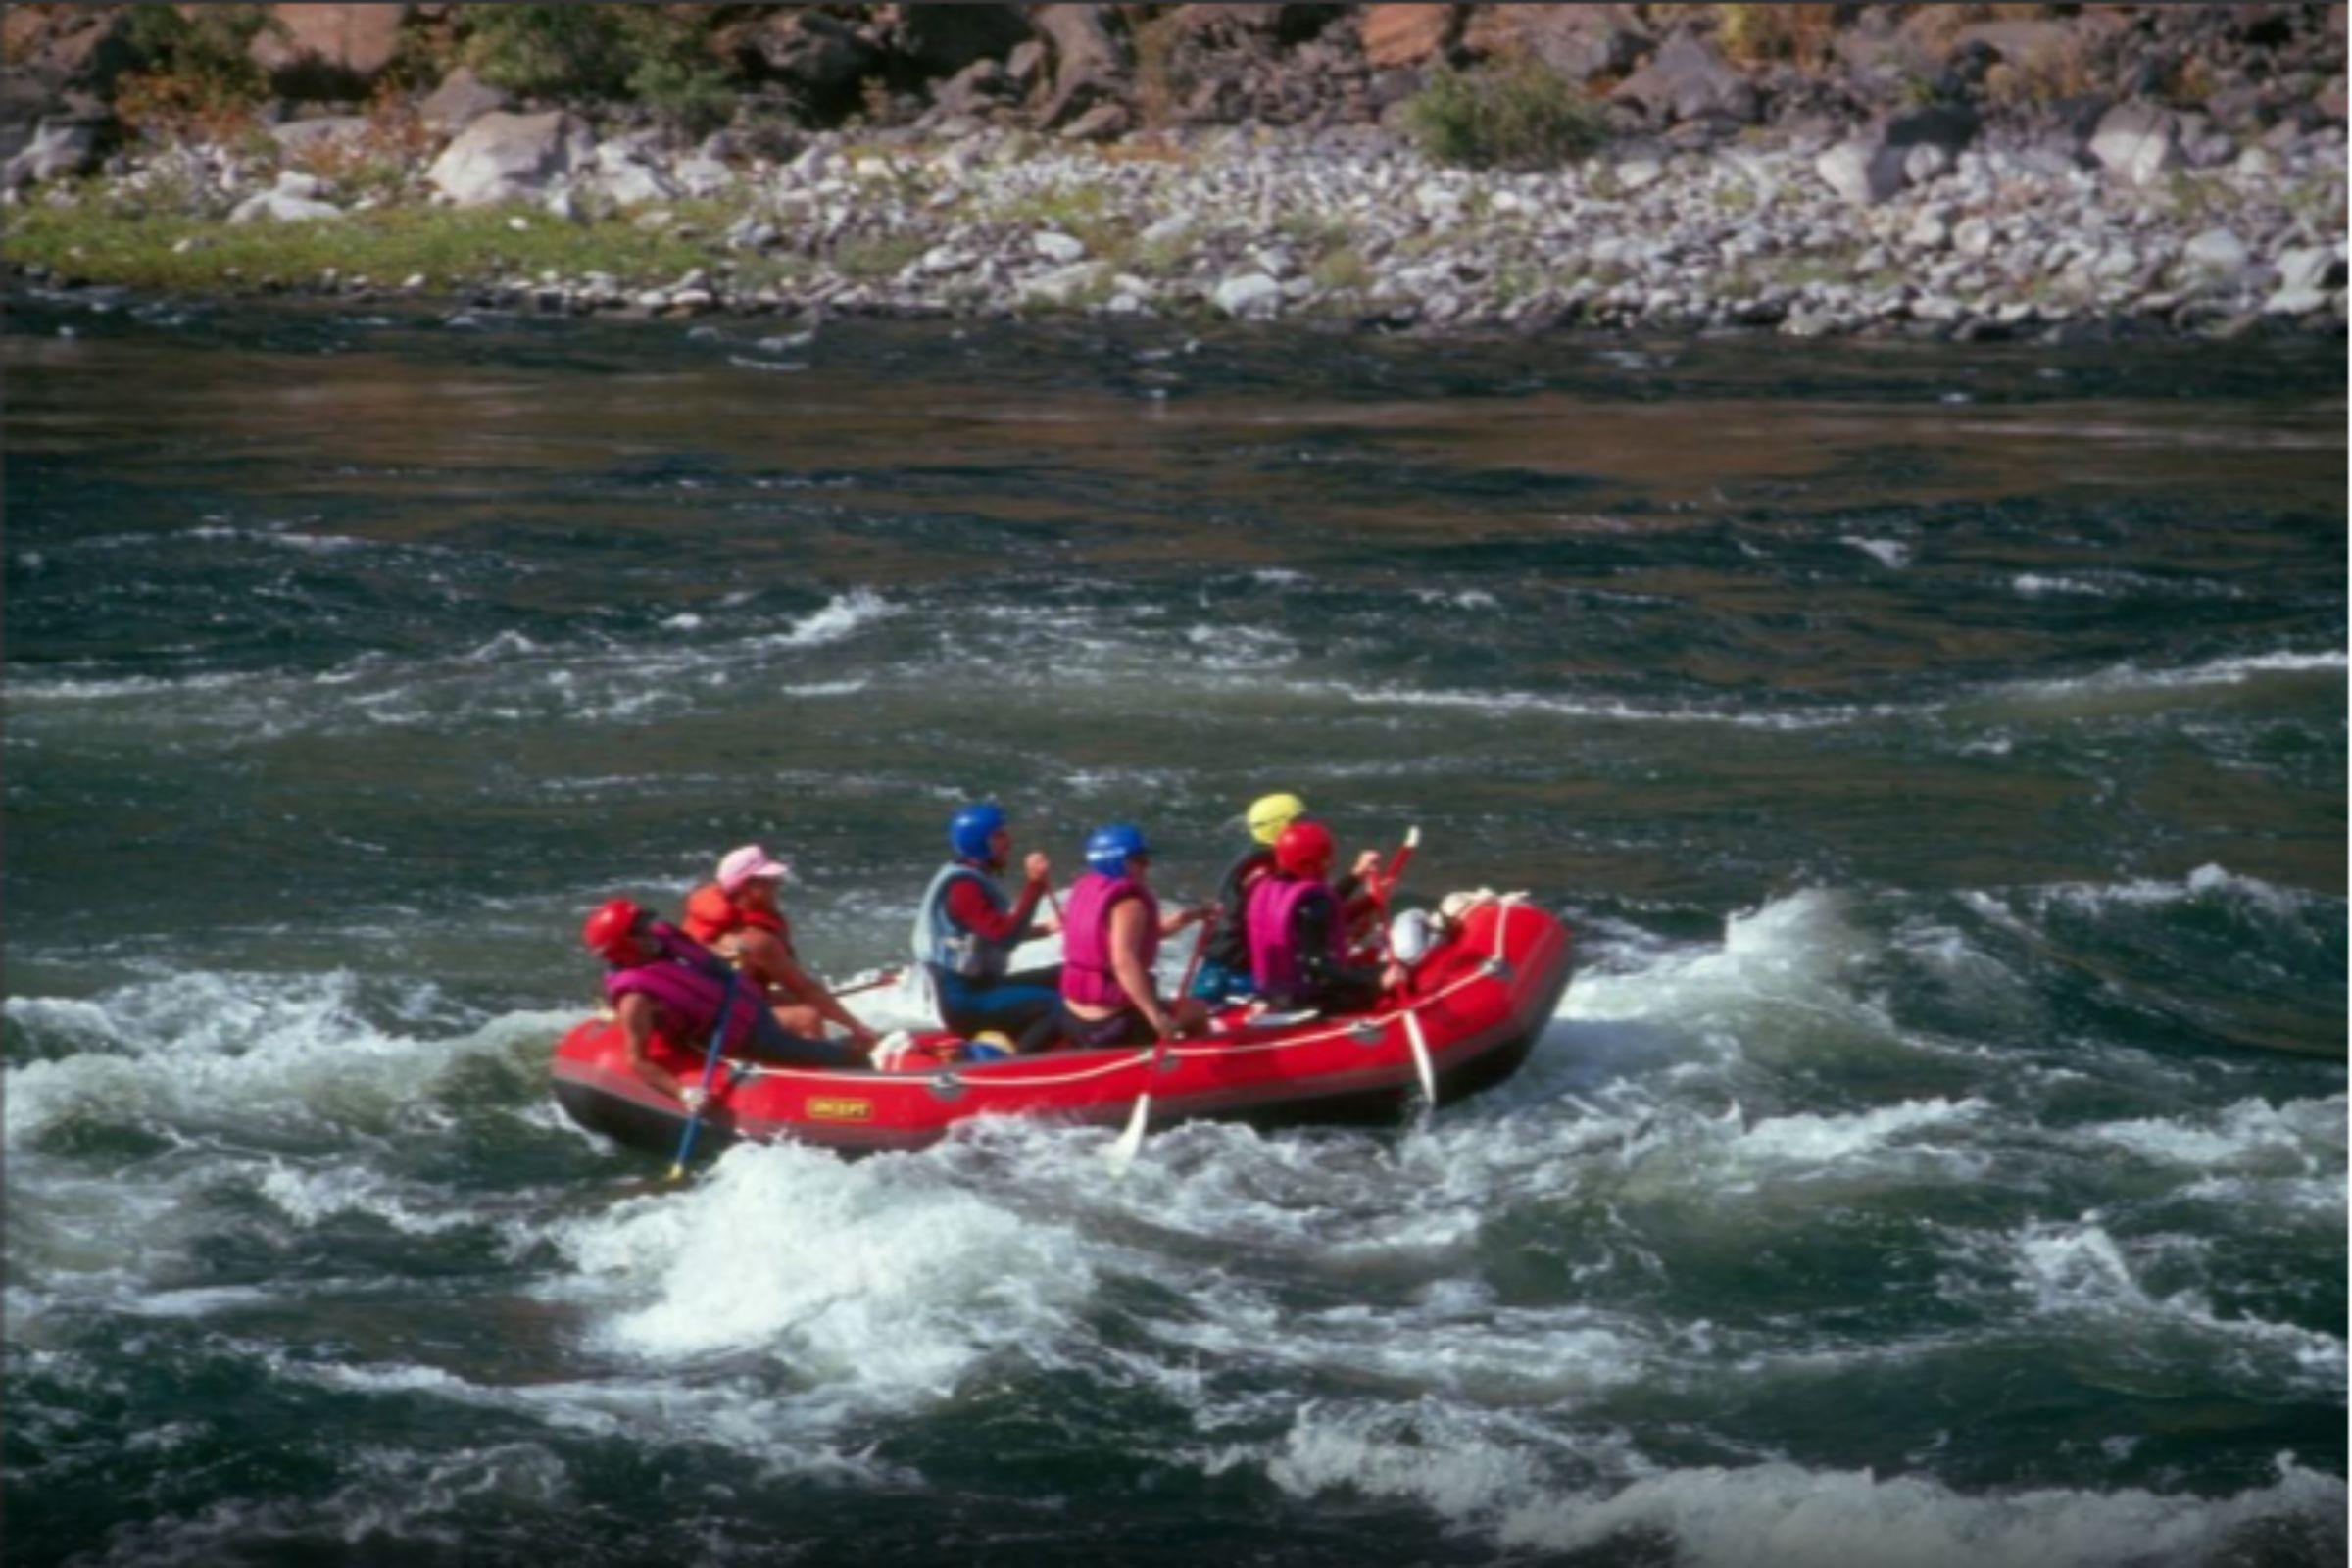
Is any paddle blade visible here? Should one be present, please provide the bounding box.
[666,1161,687,1183]
[1403,1008,1438,1106]
[1105,1091,1152,1174]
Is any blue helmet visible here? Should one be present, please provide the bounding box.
[1085,822,1151,877]
[950,803,1006,861]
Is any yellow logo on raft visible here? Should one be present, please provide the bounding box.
[807,1097,874,1122]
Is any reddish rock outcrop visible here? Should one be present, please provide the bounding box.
[1462,5,1648,84]
[250,3,409,97]
[1359,5,1457,71]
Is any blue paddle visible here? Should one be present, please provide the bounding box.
[667,971,739,1181]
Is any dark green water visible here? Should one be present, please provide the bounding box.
[5,292,2346,1568]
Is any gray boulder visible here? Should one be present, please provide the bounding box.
[2180,226,2251,277]
[1032,5,1128,126]
[270,116,373,156]
[1903,143,1952,184]
[2275,246,2347,293]
[934,59,1010,119]
[3,118,98,188]
[2263,284,2332,316]
[1020,261,1106,305]
[673,155,734,198]
[1815,104,1979,206]
[2090,104,2180,184]
[1060,101,1131,141]
[1610,33,1757,124]
[229,185,343,224]
[1213,270,1284,318]
[1815,137,1906,205]
[593,144,679,207]
[427,111,593,206]
[419,68,510,134]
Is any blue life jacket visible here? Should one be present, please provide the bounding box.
[912,861,1016,982]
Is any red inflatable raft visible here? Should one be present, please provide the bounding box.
[550,897,1571,1158]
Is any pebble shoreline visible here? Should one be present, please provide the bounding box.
[14,114,2350,341]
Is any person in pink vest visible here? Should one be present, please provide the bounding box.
[1245,820,1403,1014]
[581,897,864,1108]
[1024,822,1211,1052]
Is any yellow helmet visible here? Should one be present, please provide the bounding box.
[1246,792,1307,845]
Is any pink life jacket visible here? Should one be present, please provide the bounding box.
[1246,874,1345,998]
[603,924,757,1051]
[1059,870,1159,1010]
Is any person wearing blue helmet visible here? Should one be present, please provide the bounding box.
[912,802,1063,1040]
[1024,822,1210,1052]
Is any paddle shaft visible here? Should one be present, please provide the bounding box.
[1107,916,1215,1171]
[829,968,902,1000]
[667,972,739,1179]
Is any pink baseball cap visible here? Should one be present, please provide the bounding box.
[716,844,791,893]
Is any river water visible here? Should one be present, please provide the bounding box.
[4,293,2345,1568]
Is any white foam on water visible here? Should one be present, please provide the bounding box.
[119,1284,282,1318]
[254,1161,502,1240]
[2019,863,2327,922]
[1564,889,1883,1037]
[1331,681,1877,732]
[2001,648,2347,704]
[549,1140,1096,1409]
[183,524,366,554]
[2002,1217,2345,1391]
[75,1439,601,1568]
[1182,620,1298,669]
[1166,1292,1649,1406]
[1728,1097,1984,1171]
[754,588,896,649]
[260,1344,924,1484]
[2013,573,2106,596]
[1251,1397,1555,1521]
[1844,537,1913,568]
[1493,1453,2348,1568]
[3,973,572,1147]
[2082,1095,2347,1174]
[460,629,543,662]
[5,669,262,704]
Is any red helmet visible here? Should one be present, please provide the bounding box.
[582,898,647,961]
[1273,819,1334,879]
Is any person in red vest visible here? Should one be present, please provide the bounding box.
[680,844,880,1055]
[1244,820,1402,1014]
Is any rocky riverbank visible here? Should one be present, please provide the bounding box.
[5,4,2346,340]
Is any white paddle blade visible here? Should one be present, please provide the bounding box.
[1404,826,1421,849]
[1105,1091,1152,1173]
[1403,1009,1438,1106]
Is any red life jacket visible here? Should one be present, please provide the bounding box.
[1245,874,1347,998]
[1059,870,1159,1010]
[679,882,792,955]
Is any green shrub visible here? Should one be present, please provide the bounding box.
[458,5,733,130]
[1403,59,1607,172]
[1715,4,1839,66]
[115,5,281,140]
[461,5,631,98]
